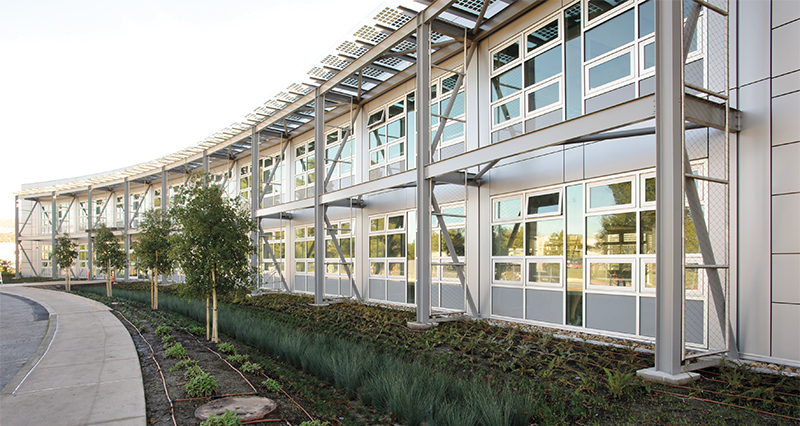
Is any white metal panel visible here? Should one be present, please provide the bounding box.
[737,80,772,358]
[772,0,800,28]
[486,150,563,195]
[772,142,800,194]
[772,70,800,97]
[772,193,800,253]
[584,135,655,179]
[772,20,800,77]
[772,254,800,304]
[771,303,800,361]
[771,93,800,146]
[737,0,771,86]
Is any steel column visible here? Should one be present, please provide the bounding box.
[51,193,57,278]
[87,186,93,279]
[203,150,209,173]
[124,178,130,281]
[313,89,326,304]
[14,196,20,278]
[251,128,261,286]
[161,167,169,213]
[654,0,684,377]
[415,16,432,325]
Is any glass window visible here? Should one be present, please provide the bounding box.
[529,262,561,285]
[371,262,385,276]
[494,262,522,282]
[442,91,465,118]
[585,9,634,61]
[491,65,522,102]
[370,127,386,148]
[442,122,464,142]
[326,132,339,145]
[589,181,632,209]
[640,210,656,254]
[589,262,633,287]
[442,228,466,257]
[588,0,627,21]
[588,52,632,90]
[368,110,385,127]
[492,223,524,256]
[526,219,564,256]
[369,236,386,257]
[388,143,404,160]
[370,150,385,166]
[639,0,655,37]
[494,97,521,125]
[388,215,404,229]
[387,234,405,257]
[643,262,656,289]
[494,41,520,70]
[441,74,458,94]
[370,218,385,231]
[387,119,405,141]
[388,262,405,276]
[527,19,559,52]
[586,213,637,255]
[494,198,522,220]
[528,192,560,215]
[524,46,562,87]
[528,82,560,112]
[388,101,404,119]
[643,42,655,70]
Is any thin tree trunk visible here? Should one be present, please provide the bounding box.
[66,270,70,292]
[212,267,218,343]
[154,265,158,310]
[106,260,111,297]
[206,296,210,341]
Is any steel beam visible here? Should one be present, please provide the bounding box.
[313,89,326,305]
[415,16,432,325]
[685,94,740,132]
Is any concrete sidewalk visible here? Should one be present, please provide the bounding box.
[0,285,146,426]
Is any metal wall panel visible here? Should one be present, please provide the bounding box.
[685,300,705,345]
[772,254,800,304]
[563,145,584,183]
[369,279,386,300]
[772,193,800,253]
[772,303,800,361]
[737,80,772,357]
[585,293,636,335]
[772,93,800,146]
[525,289,562,324]
[492,287,523,319]
[640,297,656,338]
[772,21,800,77]
[772,70,800,97]
[487,151,564,195]
[738,0,771,85]
[772,142,800,194]
[584,84,636,115]
[772,0,800,28]
[387,279,405,303]
[583,135,655,179]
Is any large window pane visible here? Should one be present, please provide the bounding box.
[369,235,386,257]
[494,198,521,220]
[370,150,385,166]
[529,262,561,284]
[528,192,560,215]
[494,97,520,125]
[371,262,385,276]
[527,19,559,52]
[588,52,632,89]
[388,142,404,160]
[442,228,466,257]
[495,262,522,282]
[528,82,560,112]
[295,241,306,258]
[442,122,464,142]
[589,262,633,287]
[640,210,656,254]
[524,46,562,87]
[388,262,405,276]
[590,181,632,208]
[388,101,404,119]
[643,42,655,70]
[639,0,655,37]
[494,41,520,70]
[491,65,522,102]
[370,127,386,148]
[565,2,583,120]
[442,91,465,118]
[566,184,583,326]
[387,234,405,257]
[588,0,627,21]
[526,219,564,256]
[586,213,637,255]
[585,9,634,60]
[387,118,405,141]
[492,223,524,256]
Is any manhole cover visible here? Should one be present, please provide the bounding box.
[195,396,277,421]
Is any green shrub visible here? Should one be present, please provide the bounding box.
[200,409,242,426]
[185,365,204,380]
[185,372,218,398]
[154,325,171,337]
[240,361,262,375]
[161,334,175,345]
[165,342,188,359]
[261,378,282,393]
[217,342,236,354]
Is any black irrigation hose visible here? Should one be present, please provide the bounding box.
[115,310,178,426]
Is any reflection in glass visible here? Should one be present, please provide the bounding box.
[493,41,519,70]
[644,177,656,202]
[527,19,559,51]
[588,52,631,89]
[387,234,405,257]
[369,235,385,257]
[388,143,404,160]
[639,0,655,37]
[370,127,386,148]
[388,215,404,230]
[370,150,385,166]
[442,74,458,93]
[565,2,582,120]
[640,210,655,254]
[586,212,637,255]
[524,46,562,87]
[387,119,405,141]
[588,0,627,20]
[525,219,564,256]
[528,192,560,214]
[528,82,560,112]
[644,262,656,288]
[492,224,524,256]
[370,262,385,276]
[388,262,405,276]
[529,262,561,284]
[585,9,634,60]
[388,101,404,119]
[491,65,522,102]
[590,181,632,208]
[566,184,584,326]
[295,241,306,258]
[494,262,521,282]
[442,228,466,257]
[589,262,633,287]
[296,262,305,272]
[643,42,655,70]
[494,98,520,125]
[368,110,385,127]
[494,198,521,220]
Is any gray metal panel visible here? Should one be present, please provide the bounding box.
[685,299,705,345]
[325,277,338,295]
[772,93,800,146]
[431,283,440,308]
[307,276,315,294]
[341,278,351,297]
[772,254,800,304]
[488,150,564,195]
[563,145,584,183]
[585,293,636,335]
[387,279,405,303]
[772,142,800,194]
[639,76,655,97]
[640,297,656,338]
[492,287,523,319]
[772,193,800,253]
[369,279,386,301]
[772,70,800,97]
[525,289,562,324]
[773,0,800,28]
[583,135,655,179]
[772,303,800,361]
[772,21,800,77]
[685,59,705,88]
[737,80,772,357]
[441,282,463,310]
[295,275,306,292]
[491,123,524,144]
[585,84,635,114]
[525,109,563,133]
[738,0,771,85]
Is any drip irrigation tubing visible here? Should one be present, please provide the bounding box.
[699,373,800,398]
[652,379,800,409]
[652,388,800,422]
[115,310,178,426]
[172,392,258,403]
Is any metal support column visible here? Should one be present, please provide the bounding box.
[413,15,432,326]
[250,128,261,287]
[14,195,20,278]
[313,88,326,305]
[51,192,57,278]
[124,178,130,281]
[638,0,697,385]
[87,186,93,280]
[203,150,209,173]
[161,167,169,213]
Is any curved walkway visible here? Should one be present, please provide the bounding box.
[0,284,146,426]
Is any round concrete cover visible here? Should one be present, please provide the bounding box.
[194,396,277,421]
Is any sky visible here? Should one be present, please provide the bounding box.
[0,0,389,222]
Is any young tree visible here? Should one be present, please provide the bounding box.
[171,173,255,342]
[54,234,78,291]
[132,210,174,310]
[93,223,126,297]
